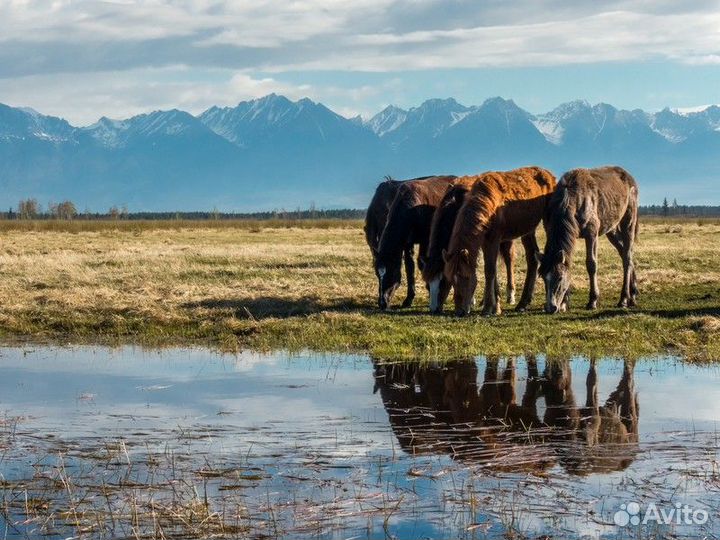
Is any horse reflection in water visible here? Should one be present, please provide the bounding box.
[373,357,638,475]
[543,359,638,474]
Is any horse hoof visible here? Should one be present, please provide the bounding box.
[515,303,529,313]
[617,300,629,308]
[401,298,414,308]
[586,301,597,310]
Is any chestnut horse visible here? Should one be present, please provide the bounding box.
[443,167,556,316]
[539,166,639,313]
[375,175,456,310]
[422,176,517,314]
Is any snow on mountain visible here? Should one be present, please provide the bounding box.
[672,104,717,115]
[1,95,720,209]
[199,93,373,148]
[366,105,408,137]
[0,104,75,142]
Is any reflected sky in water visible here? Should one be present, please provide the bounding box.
[1,347,719,539]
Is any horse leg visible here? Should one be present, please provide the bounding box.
[401,245,415,308]
[516,233,540,312]
[481,242,501,316]
[606,230,630,308]
[500,240,516,305]
[628,217,639,306]
[585,234,599,309]
[619,219,636,308]
[436,276,453,313]
[586,358,598,409]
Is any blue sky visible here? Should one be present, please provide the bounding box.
[0,1,718,125]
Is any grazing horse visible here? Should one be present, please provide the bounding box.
[422,177,517,314]
[375,175,456,310]
[539,166,639,313]
[443,167,556,316]
[365,178,413,305]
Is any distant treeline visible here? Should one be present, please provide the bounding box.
[640,198,720,217]
[3,197,720,220]
[3,199,365,221]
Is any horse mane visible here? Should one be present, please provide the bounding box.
[365,176,402,252]
[376,183,418,265]
[539,175,579,274]
[444,173,504,279]
[423,178,474,282]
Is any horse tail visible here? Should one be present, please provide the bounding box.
[634,213,639,241]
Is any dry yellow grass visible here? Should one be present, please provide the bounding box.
[0,219,718,359]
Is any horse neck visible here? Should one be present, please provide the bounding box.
[544,193,579,267]
[377,198,413,264]
[448,203,484,265]
[426,200,461,277]
[365,203,389,249]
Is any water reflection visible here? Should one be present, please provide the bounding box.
[1,347,719,540]
[374,357,638,475]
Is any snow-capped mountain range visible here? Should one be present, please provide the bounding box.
[1,94,718,210]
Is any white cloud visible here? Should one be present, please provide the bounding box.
[277,10,720,71]
[0,67,388,125]
[0,1,719,119]
[1,2,719,72]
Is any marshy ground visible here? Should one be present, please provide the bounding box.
[0,217,717,360]
[1,347,719,539]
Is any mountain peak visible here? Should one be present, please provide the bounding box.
[415,97,467,112]
[0,103,75,141]
[366,105,409,136]
[481,96,515,107]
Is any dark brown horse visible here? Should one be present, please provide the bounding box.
[443,167,557,316]
[422,177,517,314]
[375,175,456,310]
[365,177,413,305]
[539,166,639,313]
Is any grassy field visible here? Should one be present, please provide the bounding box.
[0,217,718,360]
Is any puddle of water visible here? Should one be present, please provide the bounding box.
[0,347,719,539]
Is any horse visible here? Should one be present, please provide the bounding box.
[375,175,456,310]
[422,176,517,314]
[443,167,557,316]
[539,166,639,313]
[365,177,412,304]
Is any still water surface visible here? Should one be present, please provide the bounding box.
[0,347,719,539]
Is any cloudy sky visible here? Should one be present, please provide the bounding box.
[1,0,719,125]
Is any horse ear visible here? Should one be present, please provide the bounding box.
[442,249,449,263]
[460,248,470,262]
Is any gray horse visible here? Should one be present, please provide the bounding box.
[540,166,639,313]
